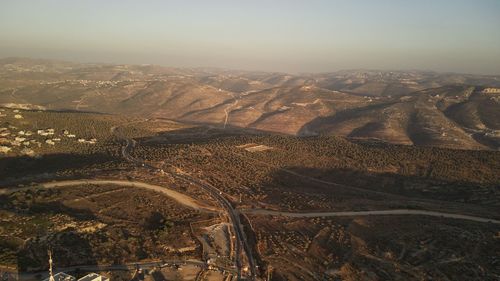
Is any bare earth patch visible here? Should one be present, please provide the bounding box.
[237,143,273,152]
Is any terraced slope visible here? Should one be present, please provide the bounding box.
[1,58,499,149]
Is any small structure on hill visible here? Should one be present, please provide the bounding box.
[37,128,55,136]
[11,140,21,146]
[77,138,97,144]
[77,273,109,281]
[0,128,9,136]
[38,130,49,136]
[0,146,11,153]
[482,87,500,94]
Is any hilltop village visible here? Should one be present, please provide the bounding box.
[0,108,97,157]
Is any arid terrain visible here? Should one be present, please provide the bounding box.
[1,58,499,150]
[1,0,499,280]
[0,105,499,280]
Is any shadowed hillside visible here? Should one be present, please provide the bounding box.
[1,58,499,149]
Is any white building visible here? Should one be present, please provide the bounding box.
[21,148,35,156]
[0,146,11,153]
[77,273,109,281]
[482,87,500,94]
[42,272,75,281]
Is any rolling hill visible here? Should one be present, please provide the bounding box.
[1,58,499,150]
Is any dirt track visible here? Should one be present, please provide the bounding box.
[0,179,217,212]
[241,208,500,224]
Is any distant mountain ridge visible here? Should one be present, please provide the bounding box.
[1,57,499,150]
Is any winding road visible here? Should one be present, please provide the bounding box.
[5,121,499,280]
[4,178,497,226]
[112,121,257,280]
[0,179,216,212]
[113,122,500,280]
[241,209,500,224]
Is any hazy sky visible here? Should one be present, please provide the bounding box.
[1,0,500,74]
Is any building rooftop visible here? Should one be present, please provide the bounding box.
[42,272,76,281]
[77,273,109,281]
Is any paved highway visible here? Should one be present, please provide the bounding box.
[113,123,257,280]
[241,209,500,224]
[7,122,496,280]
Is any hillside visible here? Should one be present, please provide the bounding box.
[1,58,499,150]
[1,109,499,280]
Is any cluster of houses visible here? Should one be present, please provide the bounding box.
[1,109,23,119]
[0,110,99,155]
[42,272,109,281]
[39,79,120,88]
[482,87,500,94]
[38,76,173,88]
[78,138,97,144]
[0,126,38,155]
[42,251,109,281]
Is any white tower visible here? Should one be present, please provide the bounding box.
[48,250,55,281]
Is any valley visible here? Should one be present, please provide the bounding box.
[0,107,498,280]
[2,1,499,280]
[1,58,499,150]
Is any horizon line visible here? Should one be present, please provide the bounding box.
[2,56,500,77]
